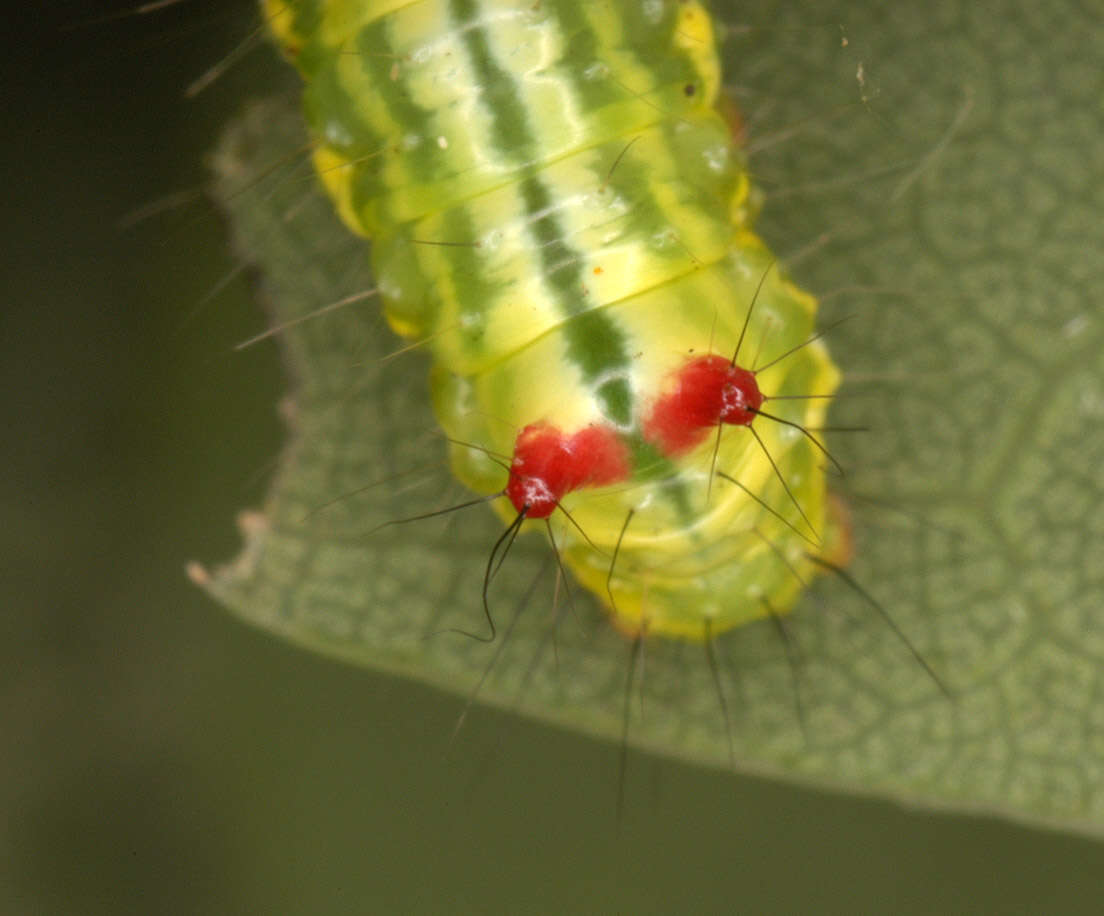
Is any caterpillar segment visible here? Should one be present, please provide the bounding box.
[263,0,842,640]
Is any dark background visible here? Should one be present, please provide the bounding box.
[5,1,1103,913]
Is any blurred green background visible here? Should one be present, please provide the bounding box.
[6,1,1103,913]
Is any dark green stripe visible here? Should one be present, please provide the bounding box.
[450,0,536,163]
[351,20,441,187]
[516,176,630,424]
[542,0,708,126]
[451,0,633,425]
[440,206,494,351]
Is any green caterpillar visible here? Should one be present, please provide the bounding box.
[263,0,843,640]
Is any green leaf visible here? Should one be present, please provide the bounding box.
[194,0,1104,834]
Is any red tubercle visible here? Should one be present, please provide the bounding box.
[643,355,764,457]
[718,363,763,426]
[505,422,631,518]
[567,425,632,487]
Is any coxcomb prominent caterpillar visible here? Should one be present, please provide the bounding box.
[263,0,843,640]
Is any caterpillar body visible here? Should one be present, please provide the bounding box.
[263,0,843,640]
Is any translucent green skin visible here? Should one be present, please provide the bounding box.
[265,0,841,639]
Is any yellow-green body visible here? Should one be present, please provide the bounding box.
[264,0,841,639]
